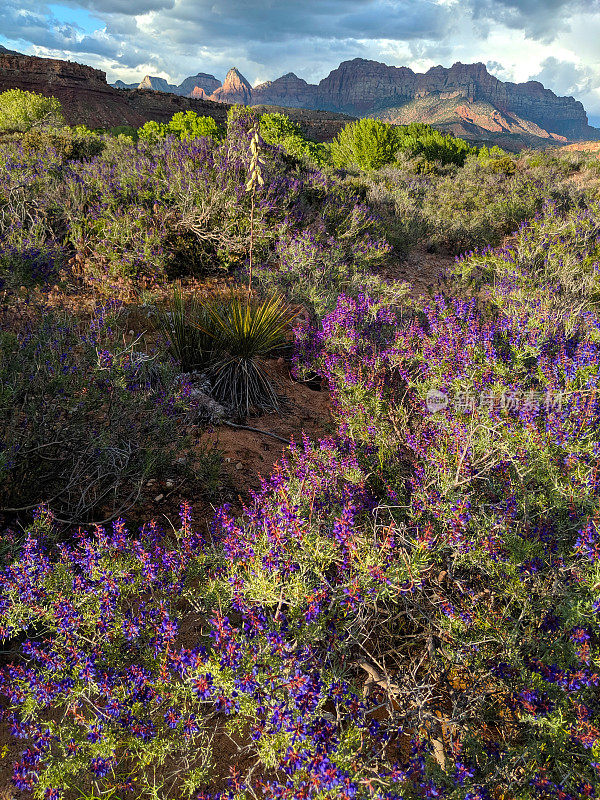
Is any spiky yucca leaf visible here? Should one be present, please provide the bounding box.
[198,293,296,415]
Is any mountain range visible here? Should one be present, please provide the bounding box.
[0,47,598,150]
[112,58,600,148]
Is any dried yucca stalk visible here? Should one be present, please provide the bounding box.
[245,123,264,299]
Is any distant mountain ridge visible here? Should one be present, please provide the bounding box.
[0,52,351,141]
[113,58,600,147]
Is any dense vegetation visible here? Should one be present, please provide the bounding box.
[2,90,600,799]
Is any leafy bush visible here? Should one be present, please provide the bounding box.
[331,119,480,172]
[331,118,401,170]
[137,118,169,142]
[20,127,106,162]
[259,112,329,166]
[0,89,63,132]
[393,123,478,166]
[138,112,223,143]
[167,111,223,141]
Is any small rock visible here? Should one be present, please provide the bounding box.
[235,462,243,470]
[154,493,164,502]
[166,479,174,488]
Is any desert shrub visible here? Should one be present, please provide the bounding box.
[487,154,517,174]
[0,303,197,524]
[362,152,588,254]
[0,243,63,288]
[167,111,224,141]
[199,292,295,415]
[331,117,401,170]
[20,127,105,162]
[0,123,391,288]
[0,88,63,132]
[138,118,169,142]
[455,198,600,321]
[259,112,329,167]
[255,226,397,318]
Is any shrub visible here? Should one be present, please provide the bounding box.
[137,119,169,142]
[394,124,478,166]
[0,89,63,133]
[0,303,196,524]
[0,243,62,288]
[167,111,223,141]
[20,127,105,162]
[199,292,295,415]
[331,118,401,170]
[259,112,329,167]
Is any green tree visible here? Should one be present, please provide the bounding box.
[167,111,223,141]
[330,118,400,170]
[0,89,63,133]
[259,112,302,143]
[138,119,169,142]
[260,112,329,167]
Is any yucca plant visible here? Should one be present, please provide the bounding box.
[199,293,295,416]
[156,284,214,372]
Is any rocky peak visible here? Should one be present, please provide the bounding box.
[138,75,177,93]
[113,79,138,90]
[189,86,208,100]
[252,71,316,107]
[178,72,221,97]
[210,67,252,104]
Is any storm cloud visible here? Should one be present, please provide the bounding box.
[1,0,599,113]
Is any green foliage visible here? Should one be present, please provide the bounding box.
[108,124,138,141]
[486,154,517,175]
[137,119,169,142]
[331,118,480,171]
[393,123,479,166]
[330,118,401,170]
[156,285,214,372]
[167,111,223,141]
[138,113,223,143]
[20,127,105,162]
[198,293,295,415]
[0,88,63,132]
[259,112,302,142]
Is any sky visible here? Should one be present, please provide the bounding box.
[2,0,600,124]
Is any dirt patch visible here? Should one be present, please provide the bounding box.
[382,245,457,296]
[205,358,333,498]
